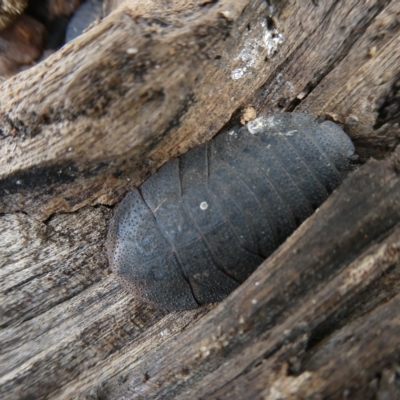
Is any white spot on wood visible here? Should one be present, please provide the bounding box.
[231,20,284,80]
[126,47,138,55]
[297,91,307,100]
[262,23,284,58]
[338,244,389,296]
[231,68,245,80]
[237,43,257,67]
[266,371,313,400]
[200,201,208,210]
[220,10,232,19]
[160,329,169,337]
[251,298,258,304]
[200,346,211,358]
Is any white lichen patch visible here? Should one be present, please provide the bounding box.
[231,41,257,80]
[231,19,284,80]
[262,20,284,58]
[231,68,245,80]
[236,39,258,67]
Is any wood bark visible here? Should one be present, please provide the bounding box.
[1,0,400,399]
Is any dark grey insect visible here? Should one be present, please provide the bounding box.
[65,0,103,43]
[107,113,355,310]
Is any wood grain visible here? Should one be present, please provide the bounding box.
[1,0,400,399]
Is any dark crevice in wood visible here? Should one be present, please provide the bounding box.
[302,260,400,366]
[374,72,400,129]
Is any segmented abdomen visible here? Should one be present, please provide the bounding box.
[107,113,355,310]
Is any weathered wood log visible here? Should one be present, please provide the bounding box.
[1,0,400,399]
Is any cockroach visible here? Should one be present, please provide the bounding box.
[107,113,355,310]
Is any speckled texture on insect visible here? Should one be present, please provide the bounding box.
[106,113,355,310]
